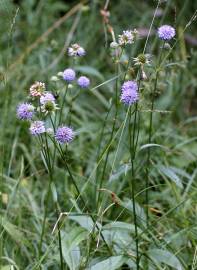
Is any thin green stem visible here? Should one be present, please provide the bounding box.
[129,104,140,269]
[96,49,122,209]
[38,132,64,270]
[38,137,52,258]
[56,143,113,255]
[94,102,113,207]
[127,67,142,269]
[56,203,64,270]
[59,84,68,125]
[145,41,165,228]
[67,91,80,126]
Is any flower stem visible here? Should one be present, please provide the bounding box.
[59,84,68,125]
[96,51,121,209]
[38,133,64,270]
[56,144,113,255]
[129,103,140,269]
[145,41,165,228]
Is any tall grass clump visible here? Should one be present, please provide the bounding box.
[0,0,197,269]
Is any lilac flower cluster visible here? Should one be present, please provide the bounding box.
[55,126,75,144]
[158,25,175,41]
[63,68,90,88]
[77,76,90,88]
[68,44,86,57]
[119,24,175,105]
[120,81,139,106]
[30,121,45,135]
[63,68,76,82]
[16,42,92,144]
[17,103,35,120]
[17,82,74,144]
[40,92,58,114]
[40,92,55,104]
[118,29,138,46]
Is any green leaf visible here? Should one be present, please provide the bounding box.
[148,249,183,270]
[89,256,127,270]
[0,217,27,245]
[139,143,168,151]
[109,164,130,182]
[51,182,58,203]
[119,198,146,226]
[75,66,104,80]
[62,227,88,270]
[157,165,183,188]
[1,266,14,270]
[69,215,101,232]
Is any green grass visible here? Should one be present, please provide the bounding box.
[0,0,197,269]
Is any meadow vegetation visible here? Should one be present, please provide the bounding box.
[0,0,197,269]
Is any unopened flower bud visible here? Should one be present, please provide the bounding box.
[51,76,59,82]
[110,42,119,49]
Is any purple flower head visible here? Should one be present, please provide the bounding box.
[121,81,137,92]
[55,126,74,144]
[68,44,86,57]
[77,76,90,88]
[63,68,76,82]
[17,103,35,120]
[30,121,45,136]
[158,25,175,41]
[77,47,86,57]
[120,80,139,105]
[40,92,55,105]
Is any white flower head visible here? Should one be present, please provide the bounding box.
[118,29,138,46]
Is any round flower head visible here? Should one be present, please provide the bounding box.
[17,103,35,120]
[133,53,151,66]
[30,121,45,135]
[77,76,90,88]
[120,81,139,105]
[158,25,175,41]
[77,47,86,57]
[63,68,76,82]
[118,29,138,46]
[55,126,74,144]
[40,92,58,114]
[30,81,45,97]
[40,92,55,105]
[68,43,86,57]
[41,101,58,114]
[110,41,119,49]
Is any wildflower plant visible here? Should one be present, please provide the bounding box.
[12,2,197,269]
[16,43,100,265]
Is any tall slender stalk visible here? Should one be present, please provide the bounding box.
[129,104,140,269]
[37,132,64,270]
[56,144,113,255]
[37,136,53,258]
[58,84,69,126]
[55,203,64,270]
[94,102,113,207]
[128,67,141,268]
[96,49,123,209]
[145,42,165,228]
